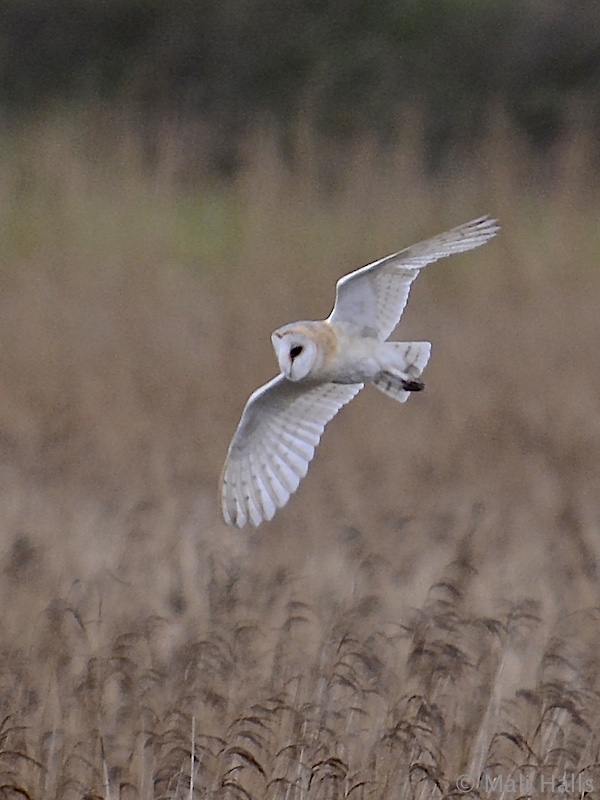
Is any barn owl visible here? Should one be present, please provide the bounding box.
[220,216,499,527]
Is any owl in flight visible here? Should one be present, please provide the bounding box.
[221,216,499,527]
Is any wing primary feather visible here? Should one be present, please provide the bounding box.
[263,420,313,464]
[260,427,299,493]
[262,460,290,508]
[283,420,321,446]
[274,426,316,463]
[277,441,311,479]
[248,451,277,522]
[270,450,300,494]
[242,456,263,527]
[236,458,254,528]
[223,460,241,527]
[220,471,234,526]
[255,439,290,507]
[229,464,247,528]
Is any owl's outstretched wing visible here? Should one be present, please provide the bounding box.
[328,216,500,340]
[220,375,363,527]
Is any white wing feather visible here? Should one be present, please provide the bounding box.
[220,375,363,527]
[328,215,500,340]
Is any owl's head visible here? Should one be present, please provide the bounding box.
[271,323,319,381]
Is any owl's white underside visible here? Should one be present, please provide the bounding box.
[220,215,500,527]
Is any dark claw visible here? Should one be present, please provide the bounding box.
[401,379,425,392]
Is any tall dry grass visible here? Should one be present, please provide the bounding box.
[0,111,598,797]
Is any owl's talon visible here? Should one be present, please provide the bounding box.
[402,379,425,392]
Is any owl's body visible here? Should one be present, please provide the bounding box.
[221,216,500,527]
[272,320,429,386]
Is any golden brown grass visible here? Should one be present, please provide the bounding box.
[0,111,599,798]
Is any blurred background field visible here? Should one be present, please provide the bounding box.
[1,2,600,798]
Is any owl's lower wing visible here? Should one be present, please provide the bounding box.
[220,375,363,527]
[328,216,499,340]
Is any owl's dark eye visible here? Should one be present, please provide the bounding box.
[290,345,303,360]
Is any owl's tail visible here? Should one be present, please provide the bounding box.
[372,341,431,404]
